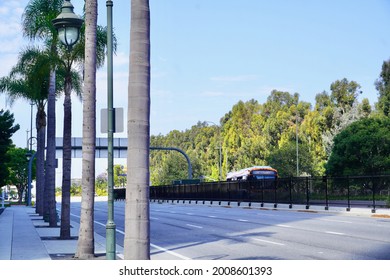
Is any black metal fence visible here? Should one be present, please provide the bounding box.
[114,175,390,212]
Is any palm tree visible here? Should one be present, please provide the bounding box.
[0,48,64,217]
[75,0,98,259]
[72,0,117,257]
[124,0,151,260]
[23,0,63,225]
[57,46,83,239]
[59,19,114,240]
[24,0,112,237]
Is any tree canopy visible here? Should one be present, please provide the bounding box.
[375,59,390,117]
[0,110,20,187]
[5,147,36,203]
[326,118,390,176]
[149,77,380,185]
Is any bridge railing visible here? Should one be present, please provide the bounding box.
[114,175,390,212]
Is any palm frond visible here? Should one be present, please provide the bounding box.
[22,0,63,42]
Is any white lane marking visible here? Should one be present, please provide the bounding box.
[252,238,285,246]
[186,224,203,229]
[208,215,217,218]
[150,244,191,260]
[276,224,292,228]
[70,213,191,260]
[319,219,353,224]
[325,231,345,235]
[114,228,191,260]
[256,213,277,217]
[238,219,249,222]
[94,220,106,227]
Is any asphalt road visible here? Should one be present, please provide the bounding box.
[69,201,390,260]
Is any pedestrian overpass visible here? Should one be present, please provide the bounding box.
[55,137,193,179]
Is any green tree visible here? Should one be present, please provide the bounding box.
[262,91,299,148]
[114,165,126,187]
[330,78,361,112]
[0,48,59,216]
[6,147,36,203]
[95,172,108,196]
[326,118,390,176]
[314,91,334,130]
[223,99,267,172]
[148,79,373,183]
[300,109,327,175]
[151,152,189,185]
[267,141,313,177]
[124,0,151,260]
[317,79,364,157]
[0,110,20,187]
[375,59,390,117]
[23,0,64,227]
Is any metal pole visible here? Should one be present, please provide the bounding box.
[324,176,329,210]
[27,152,36,207]
[296,112,299,177]
[346,176,351,211]
[1,187,4,208]
[305,177,310,209]
[289,177,293,209]
[30,102,33,152]
[106,0,116,260]
[219,145,222,181]
[372,176,376,213]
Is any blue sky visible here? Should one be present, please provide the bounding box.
[1,0,389,182]
[151,0,390,134]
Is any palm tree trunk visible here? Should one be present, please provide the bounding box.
[124,0,151,260]
[75,0,97,259]
[44,69,57,227]
[35,104,46,216]
[60,72,72,239]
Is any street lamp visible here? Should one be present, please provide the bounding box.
[26,151,36,207]
[105,0,117,260]
[52,0,84,50]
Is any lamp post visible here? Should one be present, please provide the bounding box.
[106,0,116,260]
[27,136,37,151]
[26,151,36,207]
[52,0,84,51]
[30,102,34,151]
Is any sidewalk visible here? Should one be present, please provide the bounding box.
[0,205,119,260]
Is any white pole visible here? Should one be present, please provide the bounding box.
[1,187,4,208]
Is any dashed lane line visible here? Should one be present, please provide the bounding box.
[252,238,285,246]
[70,213,191,260]
[186,224,203,229]
[325,231,346,236]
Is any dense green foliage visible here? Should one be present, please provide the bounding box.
[149,78,381,185]
[326,118,390,176]
[0,110,20,186]
[375,59,390,117]
[5,147,36,203]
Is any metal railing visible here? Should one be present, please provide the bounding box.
[114,175,390,213]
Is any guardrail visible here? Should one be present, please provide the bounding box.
[114,175,390,213]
